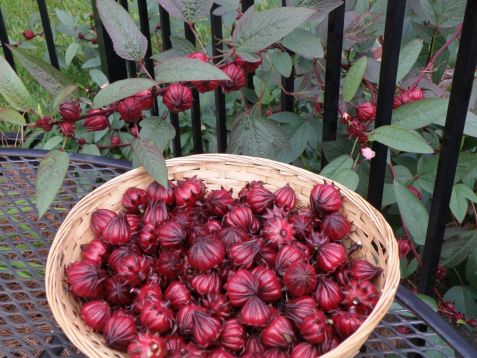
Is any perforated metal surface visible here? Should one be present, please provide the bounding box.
[0,151,458,357]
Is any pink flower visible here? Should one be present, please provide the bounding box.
[361,147,375,160]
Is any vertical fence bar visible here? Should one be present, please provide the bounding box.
[119,0,137,78]
[210,5,227,152]
[280,0,294,112]
[184,23,203,154]
[367,0,407,209]
[0,8,15,71]
[36,0,59,69]
[159,6,181,156]
[418,0,477,296]
[322,2,345,150]
[241,0,254,90]
[91,0,128,82]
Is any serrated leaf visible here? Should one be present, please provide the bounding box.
[394,181,429,245]
[80,144,101,156]
[282,28,323,59]
[441,232,477,268]
[65,42,80,67]
[232,7,315,55]
[9,46,74,96]
[170,36,196,54]
[287,0,343,24]
[93,78,156,108]
[158,0,214,21]
[369,125,433,154]
[156,57,230,83]
[52,84,78,112]
[343,56,367,102]
[43,136,64,150]
[0,108,26,126]
[131,138,168,187]
[269,52,292,77]
[36,150,69,218]
[0,55,34,110]
[393,98,446,130]
[443,286,477,319]
[140,117,176,151]
[97,0,148,61]
[396,39,423,83]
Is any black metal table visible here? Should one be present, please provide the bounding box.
[1,149,476,358]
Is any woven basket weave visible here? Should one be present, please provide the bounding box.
[46,154,400,358]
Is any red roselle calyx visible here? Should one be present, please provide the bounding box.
[81,238,108,265]
[263,217,295,247]
[275,244,304,276]
[143,200,169,225]
[252,266,282,302]
[80,300,111,332]
[177,303,202,335]
[91,209,117,236]
[229,237,263,268]
[59,120,75,137]
[261,315,295,348]
[125,213,141,236]
[316,242,347,272]
[225,269,258,306]
[22,29,35,40]
[158,220,186,248]
[103,311,137,350]
[209,348,234,358]
[299,311,327,344]
[35,116,53,131]
[84,109,109,131]
[140,301,174,333]
[65,261,104,298]
[192,310,222,347]
[134,89,155,110]
[220,318,245,351]
[118,96,143,122]
[112,253,150,287]
[155,250,184,279]
[310,183,342,215]
[247,185,274,213]
[333,308,365,339]
[225,206,259,233]
[356,102,376,121]
[315,275,343,311]
[191,271,222,296]
[221,63,245,92]
[174,177,206,207]
[321,212,352,241]
[283,296,319,326]
[284,262,317,296]
[291,342,320,358]
[342,280,379,314]
[186,51,208,62]
[147,181,175,205]
[202,293,232,319]
[163,83,193,113]
[274,184,296,211]
[218,227,249,251]
[122,187,148,214]
[188,235,225,271]
[59,101,81,122]
[234,54,262,73]
[164,281,191,309]
[240,295,271,327]
[206,189,234,217]
[132,282,163,313]
[350,259,383,281]
[110,134,120,145]
[102,215,131,245]
[104,276,133,305]
[127,332,165,358]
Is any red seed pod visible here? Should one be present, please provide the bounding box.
[220,318,245,352]
[188,235,225,271]
[118,96,143,122]
[229,238,263,268]
[284,262,317,296]
[316,242,347,273]
[176,304,203,335]
[356,102,376,122]
[164,335,185,354]
[202,293,232,319]
[283,296,319,326]
[104,275,133,305]
[239,296,272,327]
[81,238,108,265]
[408,87,424,102]
[186,51,209,62]
[234,55,262,73]
[319,335,341,355]
[158,220,186,248]
[225,269,258,306]
[209,348,234,358]
[244,335,265,355]
[263,349,288,358]
[218,227,249,251]
[350,259,383,281]
[275,244,304,276]
[247,185,274,213]
[138,223,158,255]
[127,332,165,358]
[122,187,148,214]
[332,308,365,339]
[163,83,193,113]
[90,209,118,236]
[134,89,155,110]
[310,183,342,215]
[164,281,191,309]
[143,200,169,226]
[192,310,222,348]
[397,239,412,258]
[262,315,295,348]
[35,116,53,131]
[65,261,104,298]
[221,63,246,92]
[251,266,282,302]
[155,250,184,279]
[315,275,343,311]
[193,80,220,93]
[206,189,234,217]
[225,206,258,233]
[102,215,131,245]
[58,120,76,137]
[174,177,206,207]
[125,213,141,236]
[132,282,163,313]
[191,271,222,296]
[147,181,175,205]
[59,101,81,122]
[321,212,352,241]
[140,301,174,333]
[263,217,295,247]
[274,184,296,211]
[289,213,313,241]
[290,342,319,358]
[103,311,137,350]
[299,311,327,344]
[113,253,150,287]
[84,109,109,131]
[80,300,111,332]
[342,280,379,314]
[22,29,35,40]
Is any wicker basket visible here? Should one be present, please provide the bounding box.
[46,154,400,358]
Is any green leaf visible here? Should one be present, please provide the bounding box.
[80,144,101,156]
[396,39,423,83]
[333,169,359,191]
[0,108,26,126]
[443,286,477,319]
[441,231,477,268]
[131,138,168,187]
[282,28,323,59]
[43,136,64,150]
[65,42,80,67]
[289,0,343,24]
[320,154,353,178]
[343,56,367,102]
[0,55,34,110]
[139,117,176,151]
[93,78,156,108]
[393,181,429,245]
[97,0,148,61]
[89,69,109,87]
[156,57,230,83]
[417,294,439,311]
[55,9,76,28]
[466,251,477,290]
[449,183,477,223]
[369,125,433,154]
[51,84,78,112]
[400,257,419,278]
[232,7,314,56]
[36,150,69,218]
[170,36,196,54]
[253,77,273,105]
[269,52,293,77]
[157,0,214,22]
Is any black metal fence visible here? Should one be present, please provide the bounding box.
[1,0,477,301]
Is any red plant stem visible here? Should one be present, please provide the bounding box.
[411,23,463,89]
[401,221,423,266]
[79,108,114,119]
[98,143,131,149]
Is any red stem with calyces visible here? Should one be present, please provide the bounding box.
[411,23,463,89]
[98,142,131,149]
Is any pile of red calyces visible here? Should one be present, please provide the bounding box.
[66,179,382,357]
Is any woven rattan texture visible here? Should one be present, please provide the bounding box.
[0,153,454,357]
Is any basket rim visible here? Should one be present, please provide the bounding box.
[46,153,400,358]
